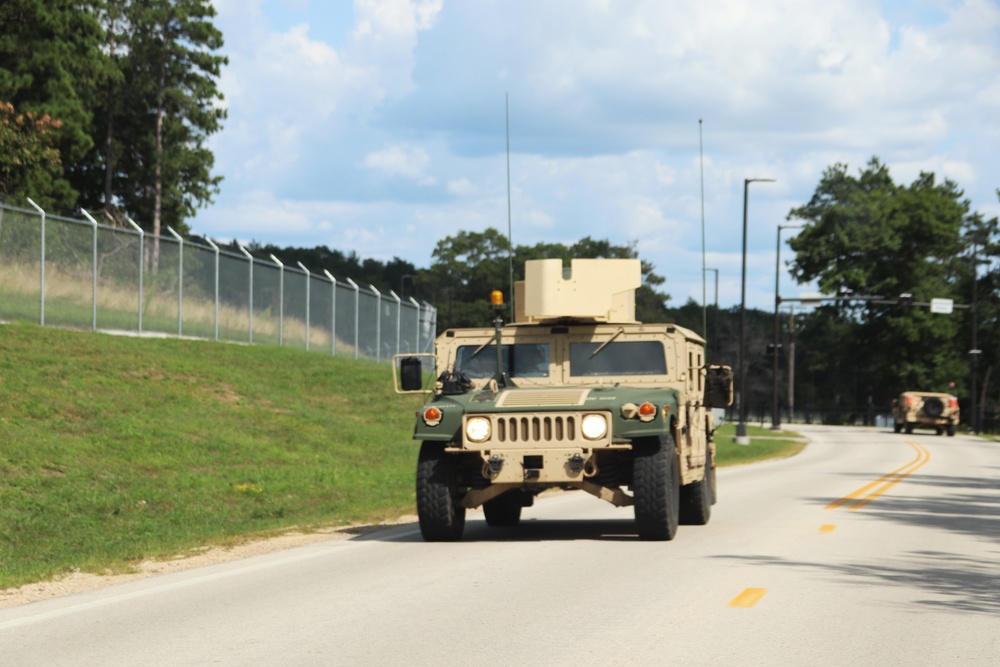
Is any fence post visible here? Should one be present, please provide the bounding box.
[238,244,254,343]
[80,209,100,331]
[298,262,311,352]
[126,217,144,334]
[390,289,401,357]
[270,254,284,346]
[346,278,359,359]
[370,284,382,362]
[166,226,184,336]
[26,198,45,326]
[409,296,420,354]
[324,270,336,356]
[205,238,220,340]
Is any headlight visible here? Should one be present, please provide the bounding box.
[581,413,608,440]
[465,417,491,443]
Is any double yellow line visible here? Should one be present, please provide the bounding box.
[729,440,930,609]
[826,440,930,511]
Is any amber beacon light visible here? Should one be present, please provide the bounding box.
[490,290,504,306]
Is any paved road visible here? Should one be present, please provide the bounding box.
[2,424,998,666]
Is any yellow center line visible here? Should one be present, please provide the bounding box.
[729,588,767,608]
[825,441,930,511]
[819,524,836,533]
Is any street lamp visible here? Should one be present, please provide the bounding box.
[771,224,803,430]
[737,177,776,445]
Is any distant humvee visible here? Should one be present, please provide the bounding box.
[892,391,959,436]
[394,258,733,541]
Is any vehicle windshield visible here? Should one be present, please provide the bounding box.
[569,341,667,376]
[454,343,551,378]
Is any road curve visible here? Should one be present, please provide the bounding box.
[1,424,998,666]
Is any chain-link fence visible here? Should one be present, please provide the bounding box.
[0,201,436,361]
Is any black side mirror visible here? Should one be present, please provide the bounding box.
[400,357,424,391]
[704,365,734,408]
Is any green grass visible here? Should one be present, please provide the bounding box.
[0,322,808,589]
[0,321,426,589]
[715,422,807,465]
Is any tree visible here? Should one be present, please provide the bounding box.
[0,101,62,202]
[787,157,973,410]
[0,0,109,210]
[105,0,227,267]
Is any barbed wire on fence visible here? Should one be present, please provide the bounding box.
[0,201,437,361]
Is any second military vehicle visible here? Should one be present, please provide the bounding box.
[395,258,733,541]
[892,391,959,436]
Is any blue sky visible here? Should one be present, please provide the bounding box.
[194,0,1000,311]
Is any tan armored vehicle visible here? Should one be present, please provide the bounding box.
[395,258,733,541]
[892,391,959,436]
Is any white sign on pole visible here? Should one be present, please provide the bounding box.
[930,298,953,314]
[799,292,824,306]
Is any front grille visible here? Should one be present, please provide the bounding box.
[497,414,577,443]
[464,411,612,448]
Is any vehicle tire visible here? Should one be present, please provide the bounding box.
[893,422,903,434]
[416,442,466,542]
[680,461,712,526]
[483,492,522,527]
[947,423,957,437]
[923,397,944,418]
[633,434,680,541]
[904,423,913,434]
[936,426,944,436]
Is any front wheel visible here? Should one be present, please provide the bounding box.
[416,442,466,541]
[633,434,680,541]
[893,422,903,434]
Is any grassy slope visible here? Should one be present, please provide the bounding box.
[0,322,425,589]
[0,322,804,589]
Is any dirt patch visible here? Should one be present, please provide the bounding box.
[0,515,418,610]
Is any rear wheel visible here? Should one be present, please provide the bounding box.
[483,492,523,527]
[904,423,914,434]
[633,434,680,541]
[947,423,957,437]
[416,442,465,542]
[893,422,903,434]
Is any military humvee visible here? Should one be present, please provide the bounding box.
[394,258,733,541]
[892,391,959,436]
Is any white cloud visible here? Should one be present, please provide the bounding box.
[363,144,435,184]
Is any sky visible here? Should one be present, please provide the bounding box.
[192,0,1000,311]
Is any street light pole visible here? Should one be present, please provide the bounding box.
[737,177,775,445]
[772,224,803,430]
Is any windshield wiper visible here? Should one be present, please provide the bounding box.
[589,328,624,358]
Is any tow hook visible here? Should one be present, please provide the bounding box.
[567,454,586,475]
[486,455,505,475]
